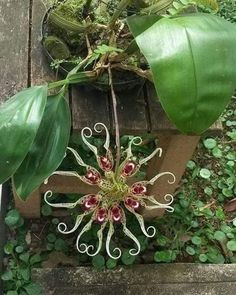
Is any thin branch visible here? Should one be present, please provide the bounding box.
[108,65,121,175]
[111,63,153,81]
[85,34,92,55]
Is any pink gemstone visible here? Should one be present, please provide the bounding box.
[125,197,140,210]
[96,208,108,224]
[99,156,113,171]
[111,206,122,223]
[132,183,147,195]
[85,169,101,184]
[122,161,137,176]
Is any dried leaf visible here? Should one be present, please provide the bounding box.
[224,198,236,212]
[25,231,32,246]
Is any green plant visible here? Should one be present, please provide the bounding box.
[2,95,235,276]
[152,97,236,264]
[0,1,235,200]
[218,0,236,23]
[127,13,236,134]
[43,123,176,259]
[1,209,43,295]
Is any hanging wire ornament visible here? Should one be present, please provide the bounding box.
[44,123,175,259]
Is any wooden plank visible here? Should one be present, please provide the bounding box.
[0,0,35,217]
[33,264,236,285]
[32,264,236,295]
[146,82,223,134]
[30,0,55,85]
[40,175,98,194]
[143,134,200,219]
[128,283,236,295]
[0,0,30,101]
[14,0,55,218]
[72,85,111,133]
[30,283,236,295]
[145,83,175,133]
[112,85,149,135]
[14,188,41,218]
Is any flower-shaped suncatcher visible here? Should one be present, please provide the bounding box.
[44,123,175,259]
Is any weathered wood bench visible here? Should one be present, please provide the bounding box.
[0,0,222,219]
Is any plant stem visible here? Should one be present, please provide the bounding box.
[48,79,69,90]
[108,65,120,175]
[109,0,133,28]
[48,71,97,90]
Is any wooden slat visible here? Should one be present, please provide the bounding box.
[14,189,41,218]
[30,0,55,85]
[72,85,111,132]
[112,86,149,135]
[40,175,98,194]
[72,83,149,135]
[31,282,236,295]
[143,134,200,219]
[32,264,236,295]
[0,0,30,101]
[146,82,223,134]
[14,0,56,218]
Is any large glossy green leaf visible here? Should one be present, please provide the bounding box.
[0,86,47,184]
[126,14,161,37]
[128,13,236,134]
[13,91,71,200]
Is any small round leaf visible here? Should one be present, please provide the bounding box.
[199,168,211,179]
[227,240,236,251]
[186,246,195,256]
[214,231,226,241]
[191,236,202,245]
[203,138,217,149]
[199,254,207,262]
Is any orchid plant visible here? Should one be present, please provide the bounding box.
[0,0,236,206]
[0,0,235,260]
[44,123,175,258]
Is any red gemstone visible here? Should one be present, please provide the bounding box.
[125,197,140,210]
[84,195,99,210]
[85,169,101,184]
[132,183,147,195]
[99,156,113,171]
[122,161,137,176]
[96,208,108,224]
[111,206,122,223]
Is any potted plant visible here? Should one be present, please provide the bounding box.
[0,0,236,258]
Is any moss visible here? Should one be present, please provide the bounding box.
[43,0,143,86]
[43,36,71,60]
